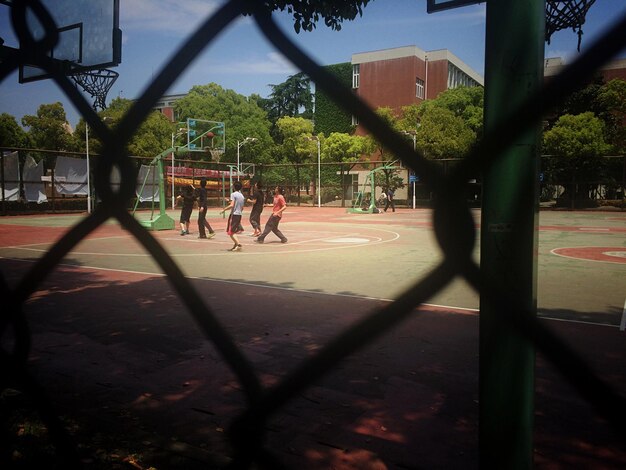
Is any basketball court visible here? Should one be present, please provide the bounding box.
[1,207,625,468]
[1,207,624,323]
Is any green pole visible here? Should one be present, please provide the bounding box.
[480,0,544,468]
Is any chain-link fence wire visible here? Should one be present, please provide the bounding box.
[2,0,626,467]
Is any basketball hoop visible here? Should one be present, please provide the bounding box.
[545,0,597,51]
[71,68,119,110]
[209,149,224,162]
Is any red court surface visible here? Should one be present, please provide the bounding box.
[1,207,625,468]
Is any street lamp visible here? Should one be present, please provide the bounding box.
[401,130,417,209]
[308,136,321,208]
[171,128,187,209]
[236,137,257,180]
[85,123,91,213]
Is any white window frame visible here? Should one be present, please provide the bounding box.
[352,64,360,89]
[416,77,425,99]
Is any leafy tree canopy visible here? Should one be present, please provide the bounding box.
[243,1,372,33]
[275,116,315,164]
[0,113,30,147]
[77,97,174,158]
[543,112,609,159]
[322,132,373,163]
[415,106,475,159]
[21,102,73,151]
[597,78,626,152]
[267,72,313,120]
[174,83,273,164]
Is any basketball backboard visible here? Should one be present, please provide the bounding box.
[6,0,122,83]
[427,0,483,13]
[176,119,226,153]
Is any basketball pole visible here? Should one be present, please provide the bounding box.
[479,0,544,468]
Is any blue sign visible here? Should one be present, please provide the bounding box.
[409,174,418,183]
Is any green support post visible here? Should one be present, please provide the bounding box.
[480,1,545,467]
[137,148,176,231]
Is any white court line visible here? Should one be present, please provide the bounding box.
[1,255,621,329]
[2,228,400,257]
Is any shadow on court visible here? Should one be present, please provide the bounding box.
[3,256,625,469]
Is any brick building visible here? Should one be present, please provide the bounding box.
[350,45,483,134]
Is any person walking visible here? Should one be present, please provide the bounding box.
[247,181,264,237]
[384,186,395,212]
[255,185,288,244]
[220,180,245,251]
[176,184,196,235]
[197,178,216,239]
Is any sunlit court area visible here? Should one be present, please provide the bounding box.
[1,207,625,323]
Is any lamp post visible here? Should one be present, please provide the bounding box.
[236,137,257,180]
[401,130,417,209]
[86,123,91,213]
[171,128,187,209]
[308,136,321,208]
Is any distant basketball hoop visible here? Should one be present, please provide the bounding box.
[545,0,597,51]
[209,149,224,162]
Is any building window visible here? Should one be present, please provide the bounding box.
[352,64,360,89]
[416,78,425,99]
[352,115,359,126]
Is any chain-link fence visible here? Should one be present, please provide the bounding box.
[2,1,626,468]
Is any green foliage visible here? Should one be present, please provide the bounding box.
[82,98,174,158]
[597,79,626,152]
[267,72,313,120]
[414,106,476,159]
[314,62,354,135]
[543,112,609,158]
[550,78,626,154]
[398,86,482,160]
[174,83,273,164]
[542,112,611,185]
[322,132,373,163]
[369,107,401,161]
[275,116,316,164]
[242,1,372,33]
[0,113,30,147]
[21,102,74,151]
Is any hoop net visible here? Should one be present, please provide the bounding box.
[209,149,224,162]
[71,69,119,110]
[545,0,597,51]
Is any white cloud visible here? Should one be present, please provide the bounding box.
[121,0,224,35]
[203,51,298,76]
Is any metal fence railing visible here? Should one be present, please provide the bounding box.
[3,151,624,214]
[2,1,626,468]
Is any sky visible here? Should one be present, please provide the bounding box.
[1,0,625,129]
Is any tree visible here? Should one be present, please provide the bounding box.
[21,102,74,152]
[77,98,174,158]
[542,112,611,202]
[367,107,401,162]
[597,78,626,153]
[260,73,313,140]
[275,116,315,203]
[242,1,372,33]
[0,113,29,148]
[414,107,475,160]
[322,132,371,163]
[174,83,273,164]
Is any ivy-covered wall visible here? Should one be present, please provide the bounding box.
[314,62,354,135]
